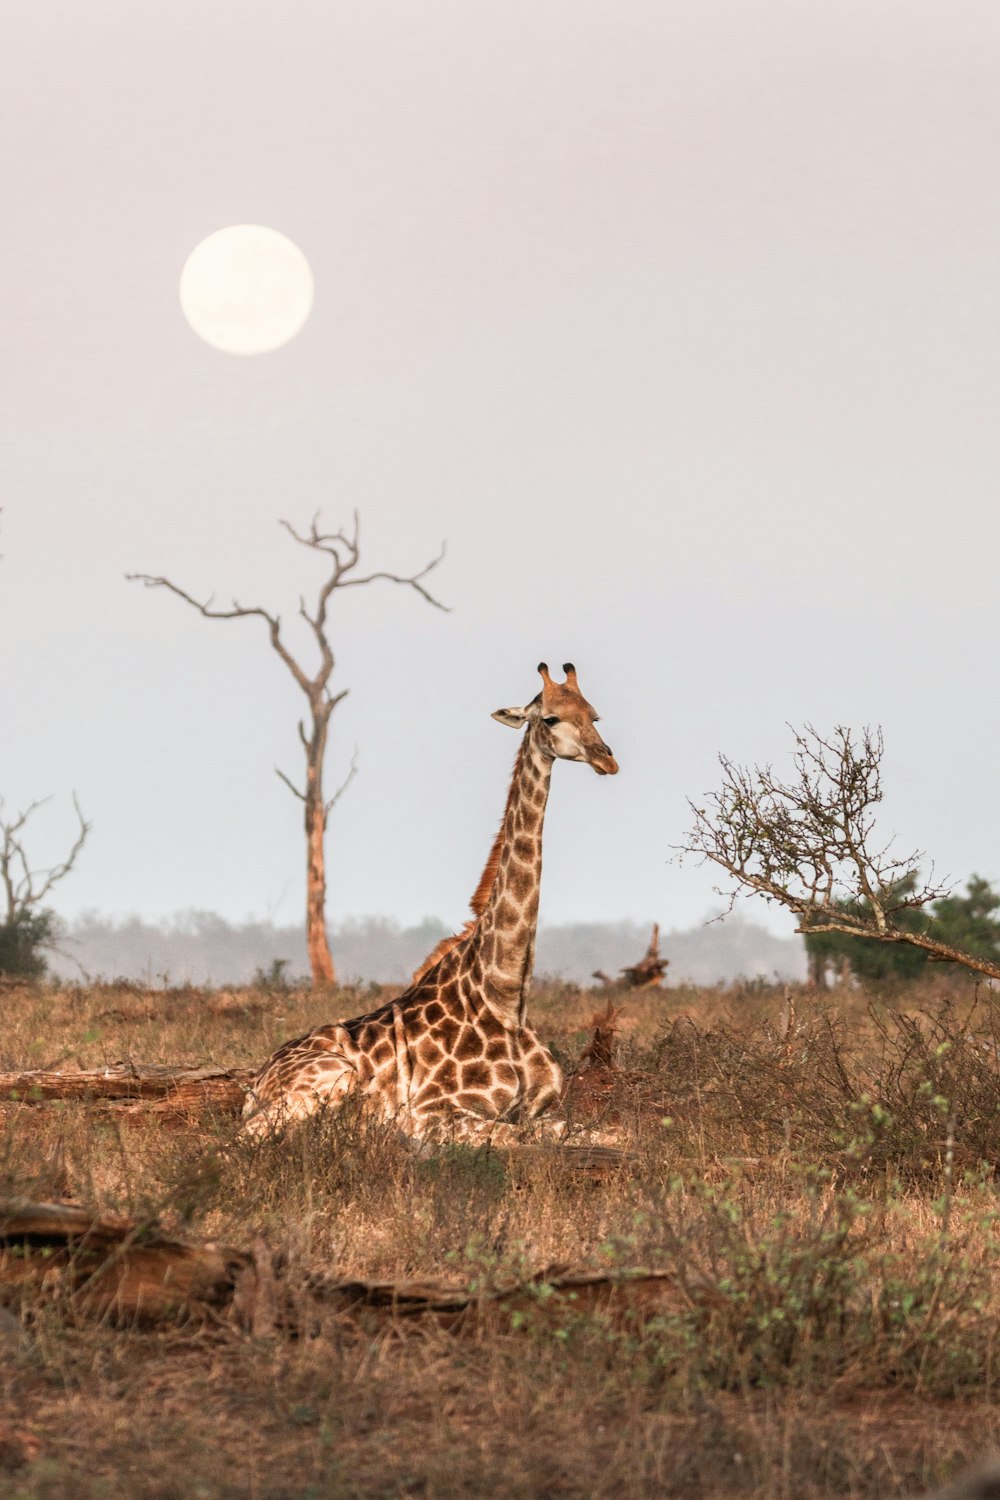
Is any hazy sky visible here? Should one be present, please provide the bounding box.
[3,2,999,944]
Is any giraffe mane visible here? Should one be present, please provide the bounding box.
[410,737,528,985]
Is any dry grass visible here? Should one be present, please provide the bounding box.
[2,973,1000,1496]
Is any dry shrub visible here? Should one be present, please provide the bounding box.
[625,995,1000,1180]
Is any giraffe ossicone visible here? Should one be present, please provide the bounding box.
[241,662,618,1143]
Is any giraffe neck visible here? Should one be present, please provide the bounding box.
[469,729,553,1026]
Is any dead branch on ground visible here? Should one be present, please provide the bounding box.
[1,1193,697,1330]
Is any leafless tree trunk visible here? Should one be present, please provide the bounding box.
[680,723,1000,984]
[128,512,447,988]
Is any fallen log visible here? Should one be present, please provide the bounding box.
[0,1199,249,1323]
[300,1263,701,1328]
[0,1197,709,1331]
[0,1064,252,1116]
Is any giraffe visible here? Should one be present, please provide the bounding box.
[240,662,618,1142]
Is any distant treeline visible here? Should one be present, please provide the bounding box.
[49,910,806,988]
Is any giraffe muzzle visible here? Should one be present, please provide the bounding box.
[590,746,619,776]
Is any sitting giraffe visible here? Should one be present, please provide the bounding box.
[241,662,618,1142]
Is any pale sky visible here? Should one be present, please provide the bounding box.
[3,2,999,943]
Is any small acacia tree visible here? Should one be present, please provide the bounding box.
[681,724,1000,985]
[128,512,447,988]
[0,795,90,979]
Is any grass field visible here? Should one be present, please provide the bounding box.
[2,973,1000,1498]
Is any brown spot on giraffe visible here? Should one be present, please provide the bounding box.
[461,1060,492,1091]
[431,1058,459,1093]
[434,1016,461,1052]
[507,863,534,903]
[454,1027,482,1061]
[240,663,618,1143]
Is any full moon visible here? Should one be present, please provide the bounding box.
[179,225,314,354]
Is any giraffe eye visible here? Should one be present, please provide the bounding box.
[543,716,560,727]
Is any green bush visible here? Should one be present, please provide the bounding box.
[805,873,1000,983]
[0,908,58,979]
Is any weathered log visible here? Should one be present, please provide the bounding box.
[0,1200,249,1323]
[0,1064,252,1115]
[1,1197,708,1330]
[302,1263,699,1326]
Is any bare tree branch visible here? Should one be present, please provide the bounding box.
[25,794,91,907]
[324,749,359,816]
[0,794,90,927]
[679,724,1000,983]
[279,511,449,613]
[336,547,449,610]
[124,575,315,697]
[274,768,306,803]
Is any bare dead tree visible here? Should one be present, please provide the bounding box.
[681,724,1000,984]
[127,512,447,988]
[0,795,90,978]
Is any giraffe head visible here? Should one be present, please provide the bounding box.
[492,662,619,775]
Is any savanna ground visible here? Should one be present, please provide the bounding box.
[3,972,1000,1498]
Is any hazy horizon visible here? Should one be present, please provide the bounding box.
[46,907,807,988]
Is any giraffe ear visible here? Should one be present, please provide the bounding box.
[491,706,528,729]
